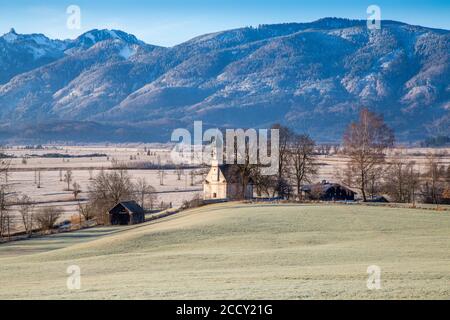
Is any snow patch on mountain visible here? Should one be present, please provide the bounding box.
[119,45,137,60]
[84,32,96,43]
[3,28,18,42]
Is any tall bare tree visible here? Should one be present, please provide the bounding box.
[36,206,63,233]
[420,153,446,204]
[88,169,135,223]
[18,195,35,237]
[289,134,317,198]
[158,169,166,185]
[271,124,293,183]
[134,177,157,210]
[383,159,419,203]
[72,182,81,200]
[0,186,10,239]
[342,108,394,201]
[366,166,384,200]
[77,201,95,224]
[175,166,184,181]
[64,169,73,191]
[36,169,41,188]
[226,131,259,199]
[0,160,13,240]
[252,168,277,197]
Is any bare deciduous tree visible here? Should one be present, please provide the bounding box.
[0,161,13,240]
[158,169,166,185]
[18,195,35,237]
[64,169,73,191]
[383,159,419,203]
[271,123,293,186]
[226,132,258,199]
[134,178,157,210]
[189,170,194,186]
[36,169,41,188]
[366,166,384,200]
[420,153,447,205]
[289,134,317,198]
[77,201,95,224]
[252,168,277,197]
[72,182,81,200]
[1,159,10,183]
[175,166,184,181]
[342,108,395,201]
[0,210,13,241]
[36,207,63,233]
[88,169,135,224]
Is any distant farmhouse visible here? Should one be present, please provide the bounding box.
[302,181,356,201]
[203,159,253,201]
[109,201,145,225]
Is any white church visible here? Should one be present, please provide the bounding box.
[203,158,254,201]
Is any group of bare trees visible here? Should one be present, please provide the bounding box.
[341,108,395,201]
[0,157,66,239]
[232,108,449,204]
[382,159,419,203]
[1,164,160,238]
[227,124,318,200]
[340,108,449,204]
[290,134,317,198]
[134,177,158,210]
[419,154,450,205]
[0,160,13,239]
[35,207,64,233]
[84,169,158,224]
[369,153,449,205]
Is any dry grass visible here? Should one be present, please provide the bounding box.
[0,203,448,299]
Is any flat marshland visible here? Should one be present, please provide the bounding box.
[4,145,450,228]
[0,203,448,299]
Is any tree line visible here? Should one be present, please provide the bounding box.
[0,164,161,240]
[227,108,450,205]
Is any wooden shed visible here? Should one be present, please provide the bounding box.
[108,201,145,225]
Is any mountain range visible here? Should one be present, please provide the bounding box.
[0,18,449,143]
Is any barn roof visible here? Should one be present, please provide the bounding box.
[302,181,355,194]
[109,201,144,214]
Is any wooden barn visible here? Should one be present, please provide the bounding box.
[302,180,356,201]
[108,201,145,225]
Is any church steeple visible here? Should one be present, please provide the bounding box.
[211,144,219,167]
[209,136,222,167]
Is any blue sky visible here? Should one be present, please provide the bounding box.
[0,0,449,46]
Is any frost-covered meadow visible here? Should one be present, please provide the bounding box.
[3,145,204,230]
[0,203,448,299]
[3,145,450,232]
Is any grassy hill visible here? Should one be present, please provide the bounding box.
[0,203,449,299]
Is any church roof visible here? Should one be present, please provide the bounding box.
[218,164,241,183]
[217,164,254,184]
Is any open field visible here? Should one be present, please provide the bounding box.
[2,145,450,231]
[0,203,448,299]
[3,145,204,228]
